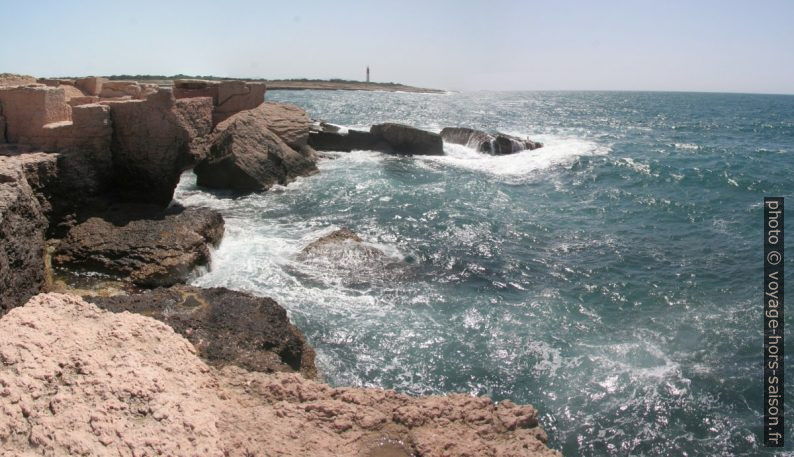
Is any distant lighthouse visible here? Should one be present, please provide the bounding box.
[366,66,370,83]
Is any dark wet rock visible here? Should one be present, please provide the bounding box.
[194,103,318,192]
[86,285,317,377]
[0,152,56,313]
[308,127,385,152]
[52,204,224,287]
[370,123,444,155]
[440,127,543,155]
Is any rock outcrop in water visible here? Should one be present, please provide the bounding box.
[440,127,543,155]
[0,293,560,457]
[309,122,384,152]
[194,103,318,192]
[52,204,224,287]
[86,285,317,378]
[309,122,445,155]
[370,123,444,155]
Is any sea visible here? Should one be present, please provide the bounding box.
[174,90,794,456]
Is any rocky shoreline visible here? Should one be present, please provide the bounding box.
[0,73,556,456]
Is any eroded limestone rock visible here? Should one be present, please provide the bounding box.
[0,293,561,457]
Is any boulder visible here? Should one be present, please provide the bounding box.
[258,102,310,150]
[0,152,58,313]
[370,122,444,155]
[52,204,224,287]
[308,122,385,152]
[87,285,317,377]
[105,89,193,205]
[440,127,543,155]
[194,104,318,192]
[0,293,560,457]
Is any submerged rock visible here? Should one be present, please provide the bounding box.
[52,204,224,287]
[0,293,560,457]
[87,285,316,378]
[371,122,444,155]
[440,127,543,155]
[296,228,414,289]
[194,103,318,192]
[298,227,390,266]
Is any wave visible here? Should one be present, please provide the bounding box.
[416,135,609,178]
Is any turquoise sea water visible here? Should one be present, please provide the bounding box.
[175,90,794,456]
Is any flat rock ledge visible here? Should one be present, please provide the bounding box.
[52,204,224,287]
[0,293,561,457]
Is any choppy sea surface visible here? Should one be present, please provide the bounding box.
[175,90,794,456]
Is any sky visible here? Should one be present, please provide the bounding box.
[1,0,793,94]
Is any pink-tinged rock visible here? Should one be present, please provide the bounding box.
[0,293,561,456]
[213,81,266,125]
[100,80,142,98]
[67,95,100,107]
[74,77,108,96]
[0,73,37,87]
[259,102,311,150]
[0,85,71,144]
[60,85,85,101]
[105,89,192,204]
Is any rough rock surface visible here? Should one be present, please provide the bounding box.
[87,285,317,377]
[440,127,543,155]
[105,89,193,204]
[0,73,37,87]
[174,96,214,166]
[0,293,561,457]
[53,204,224,287]
[0,152,57,312]
[258,102,311,150]
[370,123,444,155]
[74,77,108,96]
[194,104,318,192]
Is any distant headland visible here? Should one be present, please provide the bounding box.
[47,74,446,94]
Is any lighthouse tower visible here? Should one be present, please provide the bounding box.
[366,66,370,83]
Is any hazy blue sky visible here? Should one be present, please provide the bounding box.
[2,0,792,93]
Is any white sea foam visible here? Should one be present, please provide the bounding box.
[415,135,608,178]
[673,143,699,150]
